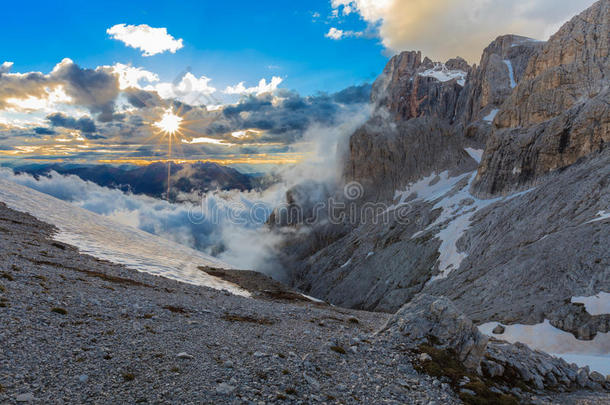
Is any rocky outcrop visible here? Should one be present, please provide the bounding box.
[472,0,610,196]
[548,303,610,340]
[484,340,609,391]
[379,294,488,370]
[379,294,610,393]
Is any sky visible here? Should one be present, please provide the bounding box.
[0,0,597,171]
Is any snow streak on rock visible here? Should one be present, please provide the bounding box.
[418,63,467,86]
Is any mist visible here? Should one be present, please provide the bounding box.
[0,104,370,277]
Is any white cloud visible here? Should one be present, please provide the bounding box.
[0,61,13,74]
[111,63,159,90]
[224,77,283,96]
[329,0,598,62]
[107,24,184,56]
[146,72,217,105]
[325,27,364,40]
[326,27,345,40]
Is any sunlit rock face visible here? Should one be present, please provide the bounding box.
[472,0,610,197]
[371,51,470,122]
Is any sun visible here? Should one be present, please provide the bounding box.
[154,109,183,134]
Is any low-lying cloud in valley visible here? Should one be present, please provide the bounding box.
[0,101,369,277]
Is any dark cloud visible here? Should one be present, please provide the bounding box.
[0,59,121,122]
[33,127,56,135]
[125,88,162,109]
[47,112,101,138]
[214,87,370,144]
[51,61,120,122]
[332,83,372,104]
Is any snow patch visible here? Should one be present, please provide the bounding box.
[340,258,352,268]
[0,178,248,296]
[464,148,484,163]
[482,109,499,123]
[503,60,517,88]
[418,63,467,87]
[550,354,610,375]
[588,210,610,223]
[479,320,610,375]
[394,172,533,282]
[511,38,544,47]
[572,292,610,316]
[394,171,470,205]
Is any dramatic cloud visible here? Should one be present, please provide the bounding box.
[107,24,184,56]
[329,0,598,62]
[0,57,371,168]
[47,112,97,135]
[51,59,120,122]
[0,58,119,121]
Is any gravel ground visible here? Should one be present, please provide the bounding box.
[0,202,608,404]
[0,203,461,404]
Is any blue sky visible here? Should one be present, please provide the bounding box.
[0,0,596,170]
[1,0,386,95]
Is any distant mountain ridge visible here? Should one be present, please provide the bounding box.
[12,161,255,199]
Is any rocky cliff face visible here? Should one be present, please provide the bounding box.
[472,0,610,196]
[371,51,470,122]
[344,117,477,201]
[345,52,477,201]
[458,35,545,145]
[273,0,610,344]
[344,33,546,200]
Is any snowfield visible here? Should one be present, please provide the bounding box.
[0,177,248,296]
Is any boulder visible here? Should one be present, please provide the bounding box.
[378,294,488,370]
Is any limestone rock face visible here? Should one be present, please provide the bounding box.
[272,1,610,343]
[379,294,488,370]
[346,51,476,201]
[472,0,610,196]
[344,117,477,201]
[458,35,544,144]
